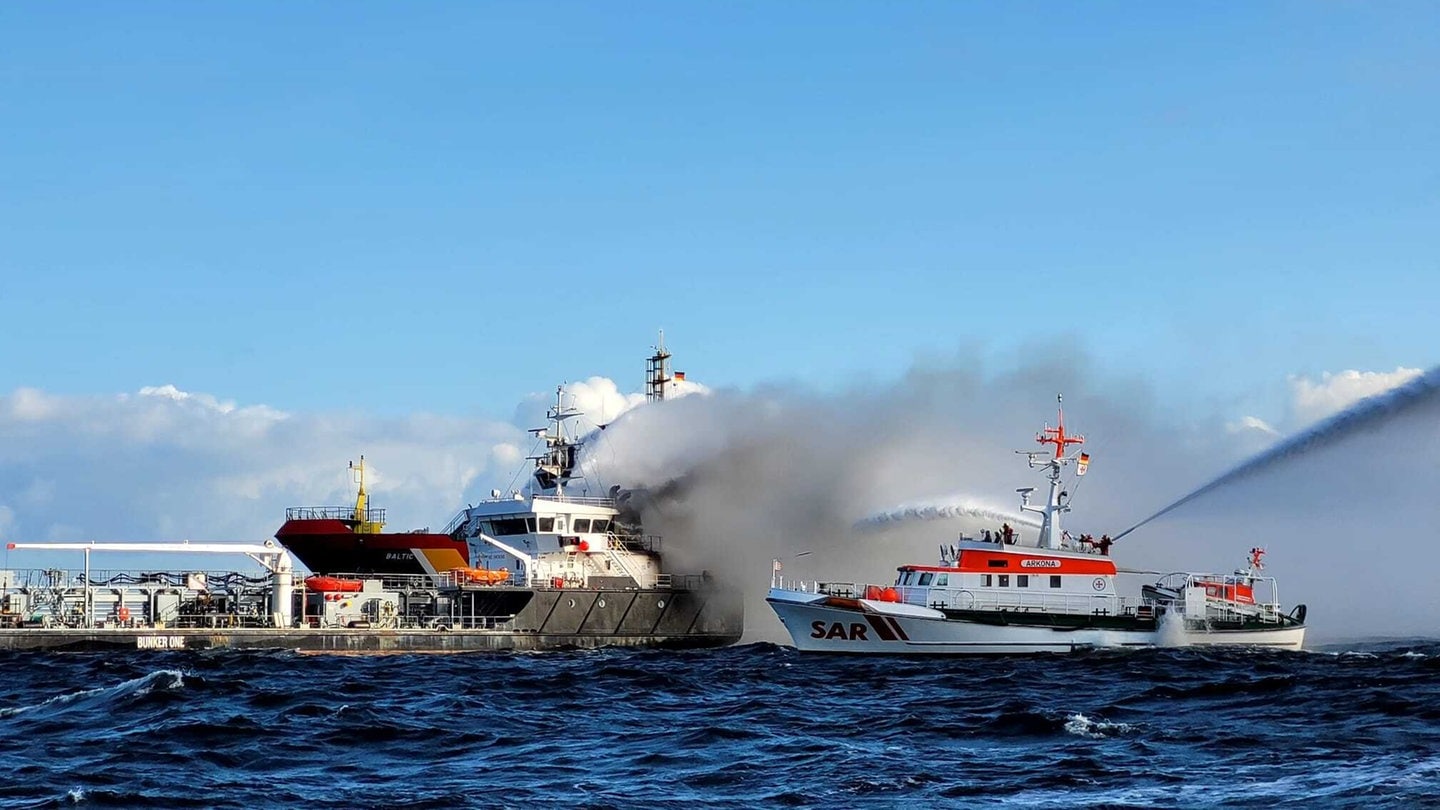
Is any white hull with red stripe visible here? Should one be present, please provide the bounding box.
[768,588,1306,654]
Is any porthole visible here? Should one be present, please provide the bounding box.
[657,599,666,609]
[567,598,577,608]
[597,598,607,608]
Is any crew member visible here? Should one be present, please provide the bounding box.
[1001,523,1015,544]
[1097,534,1114,556]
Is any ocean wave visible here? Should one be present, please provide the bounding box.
[0,648,1435,807]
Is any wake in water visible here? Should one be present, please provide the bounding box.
[1116,364,1440,541]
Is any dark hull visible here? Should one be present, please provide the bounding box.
[0,586,744,653]
[275,519,469,575]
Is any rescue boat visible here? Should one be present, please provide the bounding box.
[767,399,1308,654]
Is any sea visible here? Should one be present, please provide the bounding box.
[1,641,1437,809]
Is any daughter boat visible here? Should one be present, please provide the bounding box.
[767,400,1308,654]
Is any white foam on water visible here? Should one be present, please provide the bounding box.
[66,787,85,804]
[1063,712,1133,739]
[1155,610,1191,648]
[0,669,184,718]
[1004,753,1440,807]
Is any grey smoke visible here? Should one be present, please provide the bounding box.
[584,351,1440,643]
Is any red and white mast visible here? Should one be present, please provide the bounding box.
[1018,395,1086,550]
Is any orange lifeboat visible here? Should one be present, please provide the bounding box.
[305,575,363,593]
[450,567,511,586]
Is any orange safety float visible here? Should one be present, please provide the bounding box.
[117,606,131,623]
[449,567,510,586]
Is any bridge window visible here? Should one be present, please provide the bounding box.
[1050,575,1062,588]
[918,572,934,586]
[537,517,555,532]
[998,575,1010,587]
[490,518,529,536]
[573,518,592,533]
[935,574,949,586]
[1017,575,1029,588]
[592,519,611,533]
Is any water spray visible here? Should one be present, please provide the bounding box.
[855,498,1042,532]
[1114,363,1440,542]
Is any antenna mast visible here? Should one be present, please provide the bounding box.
[645,330,672,403]
[1018,395,1086,550]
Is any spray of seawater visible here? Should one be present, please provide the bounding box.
[1115,364,1440,541]
[854,498,1041,533]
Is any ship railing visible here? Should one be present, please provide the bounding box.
[914,588,1134,616]
[441,510,470,536]
[304,572,441,591]
[607,533,661,554]
[530,494,618,508]
[655,573,714,591]
[414,614,516,631]
[285,505,386,523]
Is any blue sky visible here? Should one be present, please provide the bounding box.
[2,2,1436,421]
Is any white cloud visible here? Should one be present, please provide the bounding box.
[0,385,528,562]
[1227,415,1280,437]
[1289,367,1424,426]
[0,377,660,564]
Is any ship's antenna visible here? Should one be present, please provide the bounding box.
[646,329,672,403]
[1017,395,1086,550]
[529,386,584,497]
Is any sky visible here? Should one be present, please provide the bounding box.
[1,4,1438,640]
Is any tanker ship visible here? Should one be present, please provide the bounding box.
[0,340,742,653]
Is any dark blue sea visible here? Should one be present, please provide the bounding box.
[2,641,1437,808]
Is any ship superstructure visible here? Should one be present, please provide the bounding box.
[457,385,662,591]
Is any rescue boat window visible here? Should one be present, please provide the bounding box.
[987,560,1009,568]
[1050,575,1062,588]
[998,575,1010,587]
[982,574,992,587]
[538,517,555,532]
[935,574,949,587]
[573,518,592,533]
[1017,575,1029,588]
[918,573,934,586]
